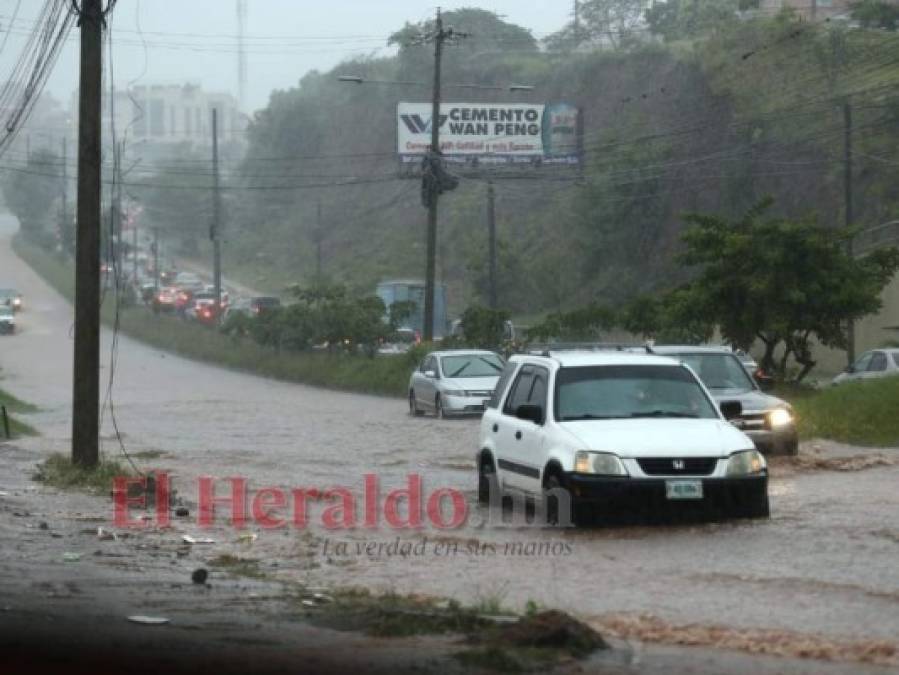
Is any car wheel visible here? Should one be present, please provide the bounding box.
[435,395,446,419]
[409,391,424,417]
[744,492,770,519]
[543,473,565,525]
[478,455,499,505]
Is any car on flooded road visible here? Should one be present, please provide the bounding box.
[0,288,21,312]
[477,349,769,525]
[409,350,505,418]
[650,346,798,456]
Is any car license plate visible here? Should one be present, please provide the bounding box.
[666,480,703,500]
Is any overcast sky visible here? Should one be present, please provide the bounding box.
[0,1,571,114]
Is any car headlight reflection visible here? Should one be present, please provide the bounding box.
[726,450,766,476]
[768,408,793,427]
[574,451,627,476]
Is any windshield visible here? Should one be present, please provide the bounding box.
[555,364,718,421]
[673,352,755,392]
[440,354,504,378]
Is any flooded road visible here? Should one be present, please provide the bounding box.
[1,212,898,669]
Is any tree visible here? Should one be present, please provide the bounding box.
[851,0,899,30]
[459,305,510,349]
[2,150,63,246]
[678,200,899,381]
[645,0,744,42]
[545,0,648,51]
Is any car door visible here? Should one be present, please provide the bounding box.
[415,356,437,410]
[498,366,548,493]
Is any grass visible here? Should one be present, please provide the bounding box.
[12,235,415,398]
[33,453,134,494]
[786,377,899,447]
[0,386,38,438]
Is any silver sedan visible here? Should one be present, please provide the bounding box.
[409,350,504,418]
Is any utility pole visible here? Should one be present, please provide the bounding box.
[112,141,123,281]
[421,8,465,341]
[422,9,444,342]
[71,0,103,468]
[844,100,855,367]
[211,108,222,320]
[487,181,497,309]
[811,0,818,22]
[60,136,67,247]
[152,227,159,293]
[316,198,323,279]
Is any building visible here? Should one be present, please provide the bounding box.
[72,83,247,150]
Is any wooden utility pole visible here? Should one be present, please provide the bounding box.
[422,9,445,342]
[844,100,855,367]
[316,198,323,278]
[211,108,222,319]
[487,181,497,309]
[72,0,103,468]
[60,136,67,245]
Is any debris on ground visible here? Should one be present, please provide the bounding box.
[61,552,80,563]
[182,535,214,545]
[38,521,48,530]
[175,507,189,518]
[96,527,115,541]
[769,453,897,474]
[485,610,608,655]
[191,568,208,584]
[126,615,171,626]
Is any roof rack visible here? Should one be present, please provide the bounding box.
[523,342,655,358]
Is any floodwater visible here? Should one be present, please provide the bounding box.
[1,213,898,668]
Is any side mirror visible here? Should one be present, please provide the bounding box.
[424,370,437,379]
[515,404,544,425]
[719,400,742,421]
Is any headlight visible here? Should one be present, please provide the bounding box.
[726,450,766,476]
[574,451,628,476]
[768,408,793,427]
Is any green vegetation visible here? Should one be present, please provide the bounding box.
[789,377,899,447]
[33,453,133,494]
[0,383,38,438]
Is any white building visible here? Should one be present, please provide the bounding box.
[72,83,247,150]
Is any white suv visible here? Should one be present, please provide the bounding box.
[477,349,769,525]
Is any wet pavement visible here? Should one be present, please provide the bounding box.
[1,213,898,671]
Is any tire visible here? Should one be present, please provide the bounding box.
[435,394,446,419]
[478,455,499,505]
[744,492,771,519]
[543,473,565,525]
[409,391,423,417]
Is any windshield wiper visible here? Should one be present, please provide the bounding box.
[448,363,471,377]
[560,414,628,421]
[629,410,699,418]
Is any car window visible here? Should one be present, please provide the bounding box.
[555,364,719,421]
[891,352,899,369]
[503,366,535,416]
[868,352,887,372]
[487,361,518,409]
[673,352,755,391]
[529,367,549,409]
[853,352,873,372]
[440,354,504,378]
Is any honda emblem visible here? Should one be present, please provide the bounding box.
[672,459,685,471]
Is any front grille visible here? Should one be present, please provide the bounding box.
[637,457,719,476]
[732,413,768,431]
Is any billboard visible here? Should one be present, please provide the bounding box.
[397,102,581,166]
